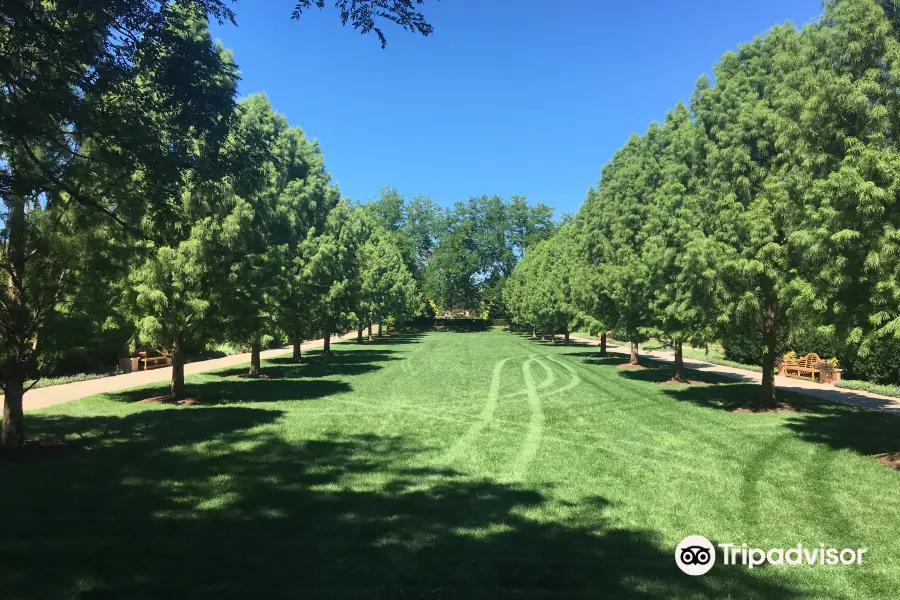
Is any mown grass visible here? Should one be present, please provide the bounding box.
[3,330,900,598]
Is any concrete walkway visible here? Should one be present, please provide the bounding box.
[14,333,357,412]
[572,336,900,415]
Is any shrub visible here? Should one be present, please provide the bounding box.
[853,335,900,386]
[814,360,836,373]
[721,331,763,365]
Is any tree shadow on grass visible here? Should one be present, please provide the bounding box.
[214,349,404,379]
[561,352,632,367]
[103,378,352,405]
[2,410,804,599]
[616,363,733,386]
[656,381,830,414]
[363,331,427,346]
[784,404,900,456]
[214,363,382,380]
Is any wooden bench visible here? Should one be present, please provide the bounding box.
[783,353,824,382]
[137,347,172,371]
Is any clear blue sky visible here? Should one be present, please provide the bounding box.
[211,0,821,217]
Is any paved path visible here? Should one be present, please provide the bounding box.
[572,336,900,415]
[14,333,357,412]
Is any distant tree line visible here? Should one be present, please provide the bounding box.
[365,189,556,318]
[505,0,900,406]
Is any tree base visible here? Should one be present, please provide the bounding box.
[136,395,205,406]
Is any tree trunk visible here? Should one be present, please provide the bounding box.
[599,332,607,355]
[761,350,778,407]
[630,340,639,365]
[550,330,556,344]
[673,340,686,382]
[292,330,302,362]
[357,325,364,344]
[564,330,570,345]
[323,323,331,354]
[759,302,779,407]
[532,328,536,338]
[2,196,27,449]
[249,339,261,376]
[368,323,373,341]
[170,334,186,400]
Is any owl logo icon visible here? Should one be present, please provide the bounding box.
[676,536,716,575]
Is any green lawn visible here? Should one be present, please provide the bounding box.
[4,330,900,598]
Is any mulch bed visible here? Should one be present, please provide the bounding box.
[658,378,715,387]
[0,441,82,464]
[137,395,206,406]
[873,452,900,470]
[617,363,646,370]
[229,373,278,380]
[730,402,802,414]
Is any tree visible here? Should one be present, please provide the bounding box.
[692,25,805,405]
[641,103,723,381]
[404,194,444,278]
[580,132,660,365]
[356,226,420,340]
[425,195,555,314]
[273,134,341,362]
[121,6,240,401]
[305,200,370,354]
[216,95,294,377]
[505,224,585,344]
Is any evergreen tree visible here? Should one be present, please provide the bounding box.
[580,132,660,365]
[692,25,805,405]
[121,6,239,400]
[305,200,370,354]
[641,103,722,381]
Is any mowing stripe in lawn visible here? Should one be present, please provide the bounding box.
[506,356,546,481]
[441,354,527,466]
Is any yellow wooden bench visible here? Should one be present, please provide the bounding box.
[137,347,172,371]
[783,353,824,382]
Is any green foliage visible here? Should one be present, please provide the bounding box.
[356,226,421,329]
[121,8,239,357]
[850,335,900,386]
[290,0,435,48]
[504,223,585,336]
[578,133,658,345]
[425,195,555,312]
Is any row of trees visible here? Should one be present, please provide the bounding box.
[506,0,900,406]
[0,1,428,449]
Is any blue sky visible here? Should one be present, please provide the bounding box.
[211,0,822,217]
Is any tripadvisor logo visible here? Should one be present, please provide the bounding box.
[675,536,868,576]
